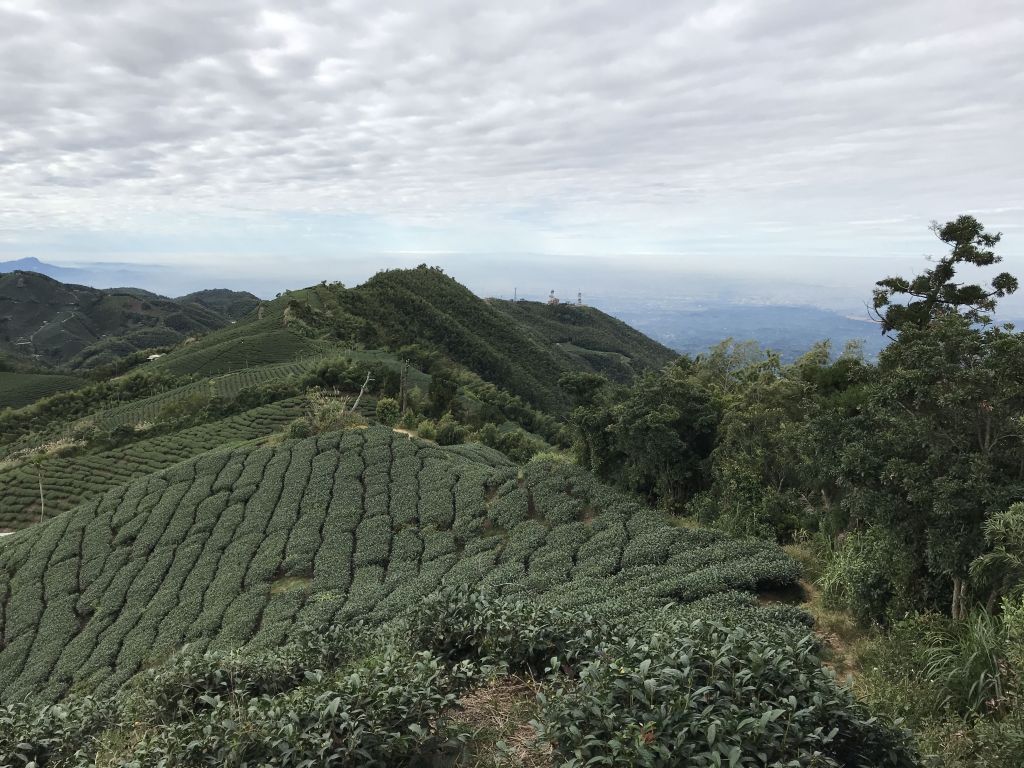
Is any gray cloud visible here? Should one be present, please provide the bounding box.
[0,0,1022,279]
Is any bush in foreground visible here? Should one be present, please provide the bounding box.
[0,590,917,768]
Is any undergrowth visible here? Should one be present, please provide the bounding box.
[0,590,916,768]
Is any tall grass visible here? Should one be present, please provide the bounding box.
[923,610,1014,716]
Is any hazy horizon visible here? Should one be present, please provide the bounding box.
[2,0,1022,298]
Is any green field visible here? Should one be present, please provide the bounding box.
[0,426,798,703]
[0,399,307,529]
[0,372,84,410]
[92,359,319,429]
[151,329,333,377]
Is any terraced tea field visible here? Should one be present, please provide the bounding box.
[0,426,798,703]
[152,329,333,377]
[92,359,320,429]
[0,399,307,529]
[0,372,85,410]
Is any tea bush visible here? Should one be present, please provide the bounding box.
[0,590,914,768]
[536,618,917,768]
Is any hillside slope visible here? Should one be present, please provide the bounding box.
[0,371,85,410]
[176,288,261,321]
[344,268,677,407]
[0,425,798,703]
[491,298,675,380]
[0,272,233,369]
[165,267,677,411]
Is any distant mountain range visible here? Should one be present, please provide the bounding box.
[0,257,174,291]
[11,256,1014,364]
[610,302,889,361]
[0,269,259,369]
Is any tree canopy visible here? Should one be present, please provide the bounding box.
[873,215,1018,333]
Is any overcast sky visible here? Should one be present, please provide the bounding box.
[1,0,1022,304]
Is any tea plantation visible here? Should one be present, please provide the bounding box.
[0,426,801,703]
[0,372,84,410]
[0,267,930,766]
[0,399,307,529]
[151,329,332,377]
[90,359,320,430]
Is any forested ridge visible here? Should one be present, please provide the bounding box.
[0,271,257,370]
[1,216,1022,766]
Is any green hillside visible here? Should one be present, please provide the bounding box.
[150,330,331,377]
[492,298,675,380]
[0,267,933,767]
[0,371,84,410]
[175,288,261,321]
[342,268,677,408]
[0,271,236,369]
[0,426,799,702]
[0,399,307,529]
[167,267,677,412]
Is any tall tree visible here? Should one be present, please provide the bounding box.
[843,318,1024,618]
[873,215,1018,334]
[565,360,718,510]
[842,217,1024,619]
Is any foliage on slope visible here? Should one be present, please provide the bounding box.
[0,398,307,529]
[0,271,233,369]
[0,588,917,767]
[0,369,187,449]
[341,267,676,408]
[0,426,798,705]
[175,288,261,321]
[0,352,435,530]
[0,371,85,410]
[175,267,674,413]
[491,298,676,382]
[284,269,576,410]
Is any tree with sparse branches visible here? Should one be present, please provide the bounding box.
[872,215,1018,334]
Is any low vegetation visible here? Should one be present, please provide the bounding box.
[0,371,84,410]
[0,590,915,767]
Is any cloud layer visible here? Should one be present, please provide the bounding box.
[1,0,1022,280]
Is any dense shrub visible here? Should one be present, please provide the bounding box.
[123,650,479,767]
[412,590,916,768]
[409,587,598,674]
[434,413,467,446]
[536,618,917,768]
[0,696,114,768]
[819,527,911,626]
[0,584,912,766]
[374,396,400,426]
